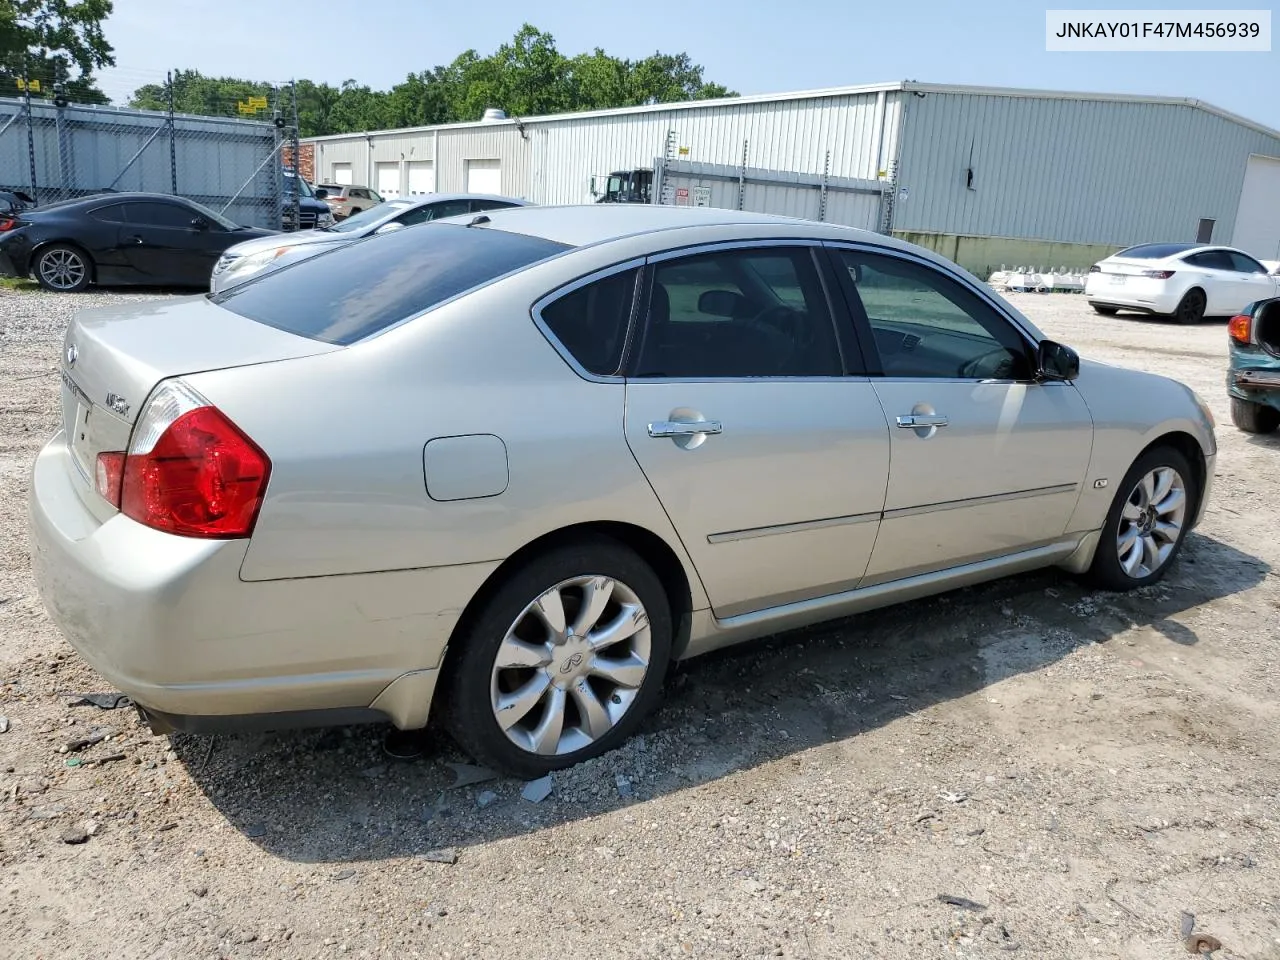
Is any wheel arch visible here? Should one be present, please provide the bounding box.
[436,521,697,695]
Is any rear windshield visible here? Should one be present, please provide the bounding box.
[211,223,570,345]
[1114,243,1198,259]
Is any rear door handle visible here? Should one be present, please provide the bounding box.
[896,414,949,428]
[648,419,723,438]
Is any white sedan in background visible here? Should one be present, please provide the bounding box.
[1085,243,1280,324]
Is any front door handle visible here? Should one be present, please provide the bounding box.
[648,419,723,438]
[896,414,949,428]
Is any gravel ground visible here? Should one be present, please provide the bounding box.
[1,285,1278,960]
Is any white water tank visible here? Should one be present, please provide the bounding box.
[481,107,507,122]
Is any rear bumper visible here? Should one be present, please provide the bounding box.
[1084,277,1180,314]
[28,430,495,729]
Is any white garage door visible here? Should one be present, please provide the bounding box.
[331,162,353,186]
[375,162,401,198]
[408,160,434,196]
[465,158,501,195]
[1233,154,1280,261]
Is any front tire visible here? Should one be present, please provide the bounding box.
[1091,304,1119,316]
[34,244,91,292]
[1086,446,1196,591]
[443,537,672,779]
[1230,396,1280,434]
[1172,289,1206,325]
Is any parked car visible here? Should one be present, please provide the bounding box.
[211,194,531,292]
[1085,242,1280,324]
[29,206,1217,777]
[0,192,276,291]
[281,171,335,232]
[1227,295,1280,433]
[316,183,383,220]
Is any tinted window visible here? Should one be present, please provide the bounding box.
[1184,250,1234,271]
[424,199,472,221]
[540,269,636,377]
[212,224,570,345]
[88,203,129,223]
[835,249,1031,381]
[1115,243,1198,259]
[1229,251,1267,274]
[633,247,842,378]
[471,199,519,212]
[123,202,197,229]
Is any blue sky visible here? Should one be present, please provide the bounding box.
[97,0,1279,129]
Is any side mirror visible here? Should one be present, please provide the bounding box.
[698,289,748,317]
[189,216,209,231]
[314,188,329,200]
[374,221,405,235]
[1037,339,1079,381]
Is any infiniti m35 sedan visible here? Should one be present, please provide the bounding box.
[30,205,1217,777]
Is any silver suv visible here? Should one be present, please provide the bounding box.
[317,184,383,220]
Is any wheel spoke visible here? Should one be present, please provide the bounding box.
[1150,468,1174,504]
[494,673,551,731]
[1121,501,1143,522]
[531,588,567,640]
[1120,534,1144,575]
[588,603,648,651]
[1152,520,1181,544]
[1139,472,1156,507]
[1141,534,1160,573]
[495,636,551,670]
[529,686,567,755]
[570,679,612,740]
[573,576,614,636]
[589,652,648,689]
[1118,526,1140,555]
[1154,487,1185,517]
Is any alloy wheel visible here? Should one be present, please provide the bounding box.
[1115,466,1187,579]
[38,248,86,290]
[490,575,651,756]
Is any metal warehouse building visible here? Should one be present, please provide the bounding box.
[302,81,1280,273]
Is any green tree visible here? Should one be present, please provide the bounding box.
[0,0,113,103]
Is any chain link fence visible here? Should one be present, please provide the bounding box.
[0,80,300,230]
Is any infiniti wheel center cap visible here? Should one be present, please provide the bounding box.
[550,635,591,686]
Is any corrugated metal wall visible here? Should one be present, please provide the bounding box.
[894,92,1280,246]
[531,92,900,205]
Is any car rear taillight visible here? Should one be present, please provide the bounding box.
[1141,270,1175,279]
[95,451,125,506]
[1228,314,1254,345]
[0,216,24,232]
[109,380,270,538]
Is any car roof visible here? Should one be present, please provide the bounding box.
[448,203,860,247]
[1112,242,1258,261]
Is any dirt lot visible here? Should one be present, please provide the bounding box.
[1,286,1278,960]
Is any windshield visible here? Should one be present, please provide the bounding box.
[211,223,571,345]
[328,200,414,234]
[284,174,315,198]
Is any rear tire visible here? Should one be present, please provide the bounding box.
[1086,445,1197,591]
[442,536,672,779]
[34,244,91,292]
[1230,396,1280,434]
[1091,304,1119,316]
[1172,289,1206,325]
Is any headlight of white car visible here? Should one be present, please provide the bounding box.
[224,247,294,281]
[212,253,237,276]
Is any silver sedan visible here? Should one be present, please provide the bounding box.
[30,205,1217,778]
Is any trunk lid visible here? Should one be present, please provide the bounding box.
[59,294,339,497]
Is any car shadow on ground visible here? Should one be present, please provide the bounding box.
[172,531,1267,864]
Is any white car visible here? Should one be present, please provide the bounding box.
[1085,243,1280,324]
[210,194,530,293]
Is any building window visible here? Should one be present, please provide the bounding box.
[1196,219,1215,244]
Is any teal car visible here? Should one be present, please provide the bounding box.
[1228,296,1280,434]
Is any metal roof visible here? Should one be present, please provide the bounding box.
[302,80,1280,144]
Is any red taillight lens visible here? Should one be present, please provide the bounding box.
[95,451,126,507]
[0,216,22,232]
[1141,270,1175,279]
[1228,314,1253,345]
[120,405,270,538]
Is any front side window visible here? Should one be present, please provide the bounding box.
[632,247,842,378]
[539,268,637,377]
[834,249,1032,381]
[1229,251,1267,274]
[122,202,198,230]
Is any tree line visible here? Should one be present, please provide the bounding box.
[3,3,736,136]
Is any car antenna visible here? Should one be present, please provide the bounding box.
[466,215,490,227]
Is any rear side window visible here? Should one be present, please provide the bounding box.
[539,268,637,377]
[212,224,570,345]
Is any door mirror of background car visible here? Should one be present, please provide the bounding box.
[314,188,328,200]
[374,221,406,235]
[1037,339,1080,381]
[697,289,749,317]
[189,217,209,231]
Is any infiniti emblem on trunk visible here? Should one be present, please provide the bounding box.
[65,344,78,367]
